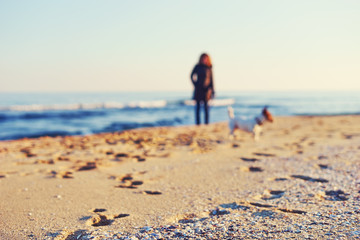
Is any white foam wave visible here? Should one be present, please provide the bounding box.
[184,98,235,106]
[0,100,168,112]
[126,100,167,108]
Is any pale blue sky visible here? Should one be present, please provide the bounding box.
[1,0,359,92]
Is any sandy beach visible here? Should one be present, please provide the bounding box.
[1,115,360,239]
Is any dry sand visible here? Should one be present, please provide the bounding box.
[0,115,359,239]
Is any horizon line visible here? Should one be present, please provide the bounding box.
[1,89,360,94]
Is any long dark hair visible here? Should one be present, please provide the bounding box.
[199,53,212,68]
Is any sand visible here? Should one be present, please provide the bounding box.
[0,115,359,239]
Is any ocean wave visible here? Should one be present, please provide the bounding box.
[183,98,235,106]
[0,130,82,141]
[98,118,183,133]
[0,98,239,112]
[0,100,168,112]
[0,114,6,121]
[231,103,282,109]
[0,110,107,122]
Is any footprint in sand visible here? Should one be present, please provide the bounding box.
[318,164,329,169]
[105,139,117,145]
[85,209,130,227]
[92,208,107,213]
[57,156,70,161]
[130,180,144,186]
[250,202,307,215]
[250,202,274,208]
[278,208,307,215]
[261,190,285,200]
[118,174,133,181]
[116,180,144,189]
[241,166,264,172]
[114,153,129,158]
[271,177,289,181]
[50,170,74,179]
[76,162,97,171]
[325,190,349,201]
[105,150,114,155]
[112,153,148,162]
[110,171,147,183]
[143,190,162,195]
[308,141,315,146]
[35,159,55,164]
[209,209,230,216]
[291,175,328,183]
[342,134,354,139]
[133,155,146,162]
[249,167,263,172]
[20,148,37,158]
[253,152,276,157]
[269,190,285,195]
[240,157,260,162]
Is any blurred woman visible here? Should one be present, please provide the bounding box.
[190,53,215,125]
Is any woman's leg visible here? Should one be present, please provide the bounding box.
[204,101,209,124]
[195,101,201,125]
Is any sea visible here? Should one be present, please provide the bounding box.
[0,91,359,141]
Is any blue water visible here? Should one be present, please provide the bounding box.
[0,91,359,141]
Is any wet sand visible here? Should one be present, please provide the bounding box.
[0,115,360,239]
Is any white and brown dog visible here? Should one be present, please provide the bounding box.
[228,106,274,141]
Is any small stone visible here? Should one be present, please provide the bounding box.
[142,226,152,232]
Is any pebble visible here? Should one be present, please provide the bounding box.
[142,226,152,232]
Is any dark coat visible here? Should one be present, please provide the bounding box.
[190,64,214,102]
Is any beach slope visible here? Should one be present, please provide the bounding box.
[0,115,360,239]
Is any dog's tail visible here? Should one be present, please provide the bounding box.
[227,106,235,119]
